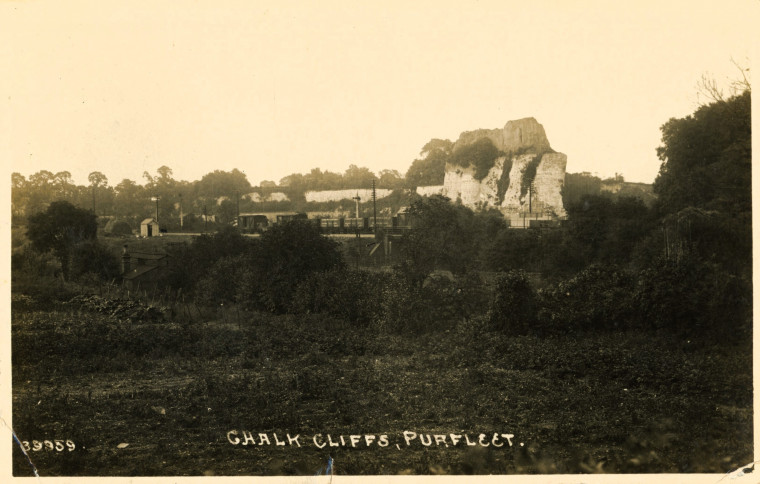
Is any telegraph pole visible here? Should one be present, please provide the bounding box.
[528,184,532,214]
[151,196,161,223]
[372,179,377,236]
[352,193,361,269]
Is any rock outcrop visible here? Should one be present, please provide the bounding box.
[453,117,553,154]
[429,117,566,218]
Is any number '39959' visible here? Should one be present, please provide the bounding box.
[21,440,75,452]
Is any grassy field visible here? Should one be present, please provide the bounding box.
[11,298,752,476]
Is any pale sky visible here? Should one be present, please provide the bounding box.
[1,0,756,187]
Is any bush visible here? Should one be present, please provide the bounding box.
[290,269,381,325]
[187,222,345,314]
[488,270,538,334]
[70,240,120,281]
[373,270,466,334]
[11,227,27,249]
[105,219,133,236]
[159,225,253,293]
[194,254,251,306]
[12,246,61,279]
[374,271,423,333]
[537,264,635,334]
[253,220,344,313]
[12,276,75,309]
[634,258,751,338]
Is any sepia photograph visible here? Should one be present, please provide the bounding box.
[2,0,756,480]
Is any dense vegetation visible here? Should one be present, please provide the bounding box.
[449,138,504,180]
[405,139,452,187]
[11,89,752,475]
[654,90,751,214]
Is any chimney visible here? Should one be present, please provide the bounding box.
[121,244,131,275]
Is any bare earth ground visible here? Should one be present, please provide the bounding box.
[11,307,752,476]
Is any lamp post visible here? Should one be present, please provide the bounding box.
[151,196,161,224]
[352,194,361,219]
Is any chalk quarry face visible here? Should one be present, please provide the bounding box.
[428,117,566,219]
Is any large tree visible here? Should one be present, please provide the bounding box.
[196,169,252,198]
[652,89,751,277]
[405,138,452,187]
[399,194,478,285]
[248,219,344,312]
[26,201,98,279]
[654,90,751,215]
[378,169,404,189]
[54,171,74,200]
[342,164,376,188]
[88,171,109,215]
[11,172,28,218]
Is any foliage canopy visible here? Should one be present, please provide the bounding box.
[26,201,98,278]
[654,91,751,214]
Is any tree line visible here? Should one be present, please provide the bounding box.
[11,164,410,231]
[12,87,751,340]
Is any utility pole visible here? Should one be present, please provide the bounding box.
[352,193,361,270]
[179,193,183,231]
[528,183,532,214]
[151,196,161,223]
[372,179,377,236]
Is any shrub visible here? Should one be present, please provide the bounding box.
[12,276,75,309]
[190,222,345,313]
[159,225,253,293]
[537,264,635,334]
[12,246,61,279]
[70,240,120,281]
[373,270,464,334]
[634,257,751,338]
[254,220,344,313]
[194,254,251,306]
[488,270,538,334]
[105,219,133,236]
[290,269,381,326]
[11,227,27,249]
[374,271,423,333]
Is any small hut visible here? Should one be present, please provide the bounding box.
[140,218,160,237]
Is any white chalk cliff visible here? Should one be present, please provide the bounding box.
[433,118,566,217]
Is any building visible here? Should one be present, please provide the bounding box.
[140,218,160,237]
[237,213,270,232]
[121,245,170,290]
